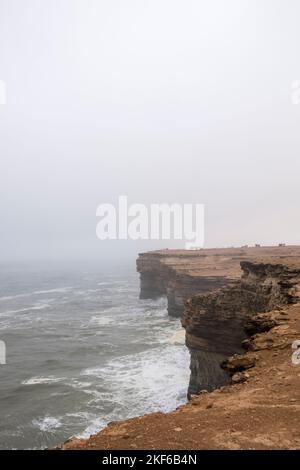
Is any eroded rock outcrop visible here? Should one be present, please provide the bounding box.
[183,260,300,396]
[136,247,300,317]
[137,249,244,316]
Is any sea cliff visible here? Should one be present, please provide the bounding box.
[58,246,300,450]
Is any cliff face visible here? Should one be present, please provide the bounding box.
[137,247,300,317]
[136,249,243,316]
[183,260,300,396]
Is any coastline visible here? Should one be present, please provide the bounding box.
[56,247,300,450]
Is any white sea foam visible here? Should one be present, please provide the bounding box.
[0,293,33,301]
[33,287,74,295]
[0,287,74,302]
[74,344,189,439]
[79,417,107,438]
[69,380,93,390]
[81,344,190,418]
[22,376,65,386]
[88,315,116,326]
[0,304,50,316]
[32,417,62,432]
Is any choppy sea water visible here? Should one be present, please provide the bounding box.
[0,262,189,449]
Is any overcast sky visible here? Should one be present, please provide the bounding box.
[1,0,300,263]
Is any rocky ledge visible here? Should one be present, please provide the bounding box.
[136,246,300,317]
[57,247,300,450]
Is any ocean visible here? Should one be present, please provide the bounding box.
[0,261,189,449]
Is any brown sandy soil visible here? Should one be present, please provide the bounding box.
[58,300,300,450]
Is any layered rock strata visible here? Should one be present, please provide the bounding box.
[136,247,300,317]
[183,260,300,396]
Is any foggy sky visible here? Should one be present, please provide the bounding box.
[1,0,300,263]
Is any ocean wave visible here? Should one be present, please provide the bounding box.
[0,293,34,302]
[33,287,74,295]
[22,376,65,386]
[0,287,74,302]
[79,417,107,438]
[81,344,189,414]
[0,304,50,316]
[68,380,93,390]
[88,315,116,326]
